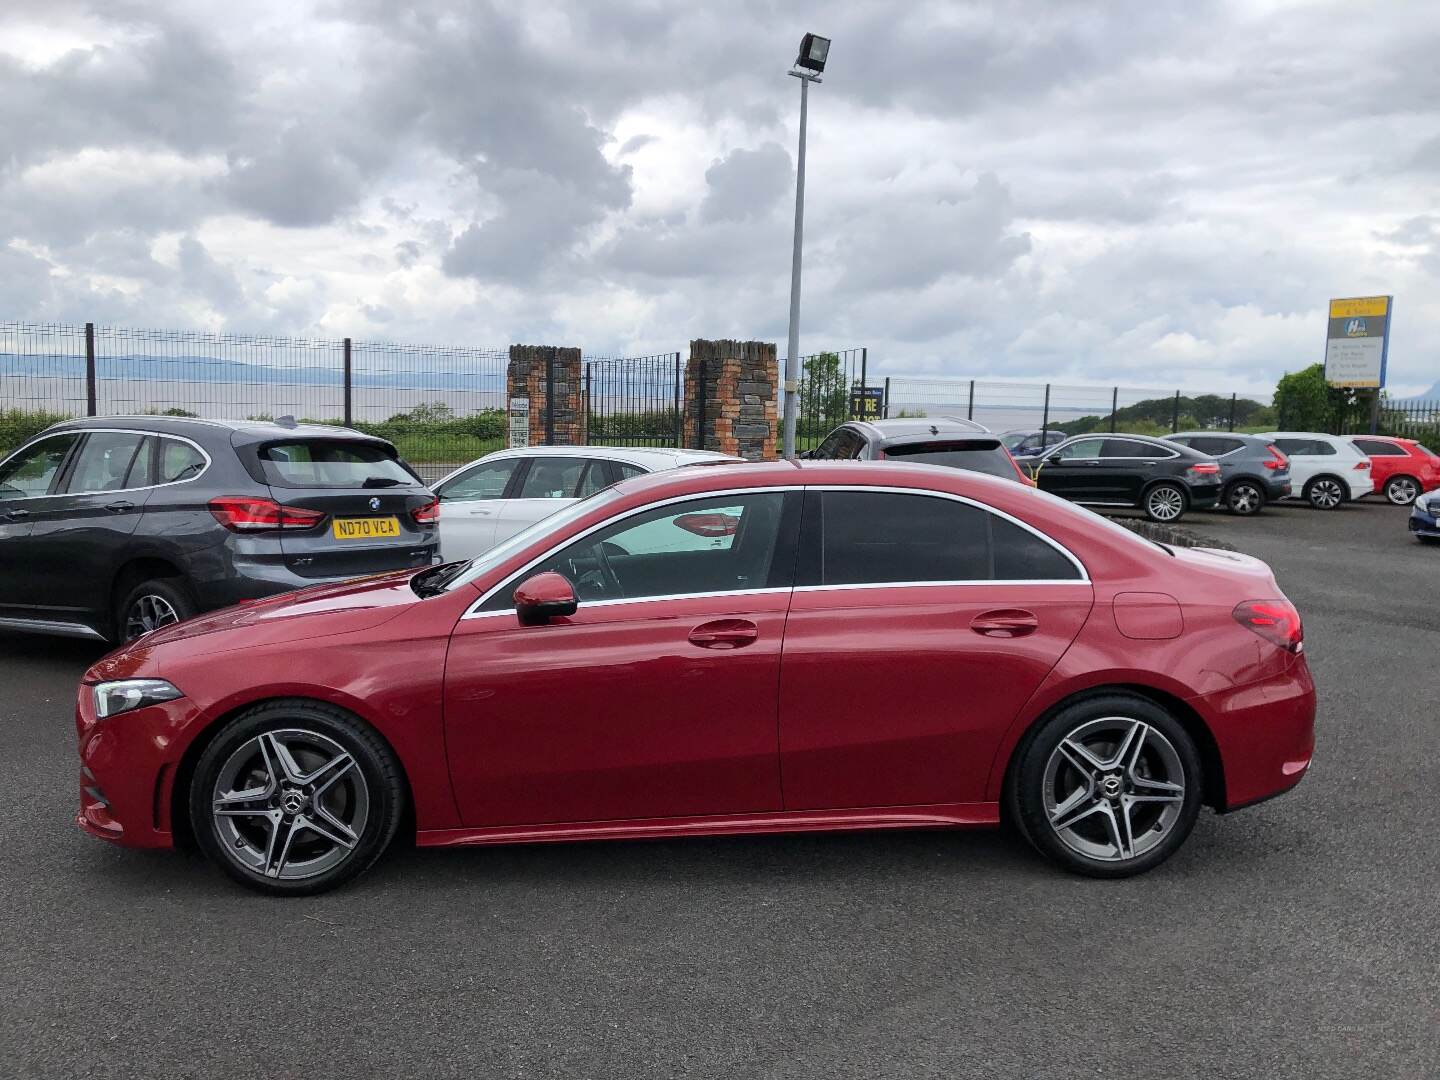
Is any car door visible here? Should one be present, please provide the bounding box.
[489,456,607,547]
[1098,437,1170,503]
[777,488,1093,809]
[1033,437,1105,500]
[0,432,82,618]
[435,456,524,559]
[1270,438,1322,493]
[443,489,800,827]
[17,430,154,622]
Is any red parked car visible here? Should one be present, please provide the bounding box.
[1348,435,1440,505]
[76,461,1315,895]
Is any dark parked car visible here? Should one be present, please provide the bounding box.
[1000,428,1068,456]
[1165,431,1291,515]
[804,418,1029,483]
[1014,433,1221,522]
[0,416,439,643]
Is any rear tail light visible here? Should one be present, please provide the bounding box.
[1262,445,1288,470]
[1233,599,1303,653]
[1185,462,1220,481]
[208,496,325,532]
[410,497,440,525]
[1353,460,1371,471]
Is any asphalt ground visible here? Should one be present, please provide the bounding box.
[1,497,1436,1079]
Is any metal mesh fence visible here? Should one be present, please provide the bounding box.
[0,321,89,416]
[795,347,870,451]
[882,377,1276,437]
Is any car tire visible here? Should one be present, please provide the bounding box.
[1304,476,1346,510]
[1142,482,1187,523]
[116,577,196,643]
[1007,694,1204,878]
[1224,479,1265,516]
[189,699,406,897]
[1385,475,1420,506]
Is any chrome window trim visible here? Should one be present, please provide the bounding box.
[0,428,213,500]
[463,483,1090,620]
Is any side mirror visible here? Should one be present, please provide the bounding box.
[513,571,578,626]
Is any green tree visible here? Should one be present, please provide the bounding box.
[799,352,848,426]
[1273,363,1348,431]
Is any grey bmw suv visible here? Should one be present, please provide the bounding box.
[0,416,439,642]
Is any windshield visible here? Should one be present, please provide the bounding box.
[441,487,624,592]
[1000,432,1030,451]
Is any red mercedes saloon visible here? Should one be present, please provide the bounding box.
[76,460,1315,895]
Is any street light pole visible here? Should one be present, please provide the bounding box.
[782,69,816,460]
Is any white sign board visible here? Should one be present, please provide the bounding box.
[508,396,530,449]
[1324,296,1391,389]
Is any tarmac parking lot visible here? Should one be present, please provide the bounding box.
[1,499,1436,1079]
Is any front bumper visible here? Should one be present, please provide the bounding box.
[1409,504,1440,537]
[1192,656,1316,811]
[75,686,195,849]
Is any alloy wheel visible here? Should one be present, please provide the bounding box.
[1387,477,1419,506]
[1146,486,1185,521]
[210,728,370,882]
[125,594,180,639]
[1228,483,1261,515]
[1042,716,1186,863]
[1309,479,1343,509]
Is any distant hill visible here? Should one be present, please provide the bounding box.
[1393,380,1440,404]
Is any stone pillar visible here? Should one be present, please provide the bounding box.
[506,345,583,446]
[683,339,778,460]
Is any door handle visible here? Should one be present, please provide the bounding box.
[688,619,759,649]
[4,508,29,520]
[467,507,494,516]
[105,500,136,513]
[1082,460,1102,467]
[970,609,1039,638]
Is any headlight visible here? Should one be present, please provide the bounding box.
[92,679,183,719]
[1424,499,1440,516]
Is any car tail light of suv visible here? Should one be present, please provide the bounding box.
[410,497,440,525]
[1233,599,1303,653]
[1262,445,1288,471]
[1184,462,1221,483]
[1353,460,1371,471]
[208,496,326,532]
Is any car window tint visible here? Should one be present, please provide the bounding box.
[1311,440,1337,456]
[125,437,156,489]
[614,461,647,481]
[259,440,409,488]
[1274,438,1318,456]
[439,458,518,501]
[1186,436,1241,455]
[66,432,148,493]
[809,428,848,459]
[1354,439,1405,456]
[830,428,867,459]
[576,460,612,498]
[814,492,991,584]
[485,492,786,607]
[0,434,79,499]
[1168,436,1193,448]
[1100,439,1159,458]
[881,440,1018,479]
[158,438,208,483]
[1054,438,1104,460]
[991,515,1081,580]
[517,457,589,499]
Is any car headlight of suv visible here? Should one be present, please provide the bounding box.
[1424,498,1440,516]
[92,679,183,719]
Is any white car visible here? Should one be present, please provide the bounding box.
[1258,431,1372,509]
[434,445,741,559]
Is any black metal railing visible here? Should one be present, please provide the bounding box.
[794,347,869,451]
[584,353,683,448]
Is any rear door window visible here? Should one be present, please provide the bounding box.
[438,458,519,502]
[260,440,414,488]
[1101,438,1170,458]
[0,433,79,499]
[1353,439,1405,456]
[1054,438,1104,460]
[614,461,648,481]
[576,460,614,497]
[1273,438,1322,456]
[516,457,590,499]
[65,432,149,494]
[1186,436,1243,456]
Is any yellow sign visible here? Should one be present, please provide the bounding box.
[331,516,401,540]
[1328,296,1389,319]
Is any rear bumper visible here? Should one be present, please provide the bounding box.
[1191,657,1316,812]
[196,539,439,610]
[1187,483,1221,509]
[1263,477,1292,500]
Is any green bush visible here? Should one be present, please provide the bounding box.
[0,409,72,456]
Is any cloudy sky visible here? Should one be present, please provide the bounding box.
[3,0,1439,395]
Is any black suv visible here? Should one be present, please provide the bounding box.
[1013,433,1221,522]
[0,417,438,642]
[803,418,1027,482]
[1165,431,1291,515]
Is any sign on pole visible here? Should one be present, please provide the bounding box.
[849,386,883,420]
[1324,295,1392,388]
[508,396,530,449]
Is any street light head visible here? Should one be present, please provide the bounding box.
[794,33,830,74]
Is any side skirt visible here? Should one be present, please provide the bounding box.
[417,802,1001,848]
